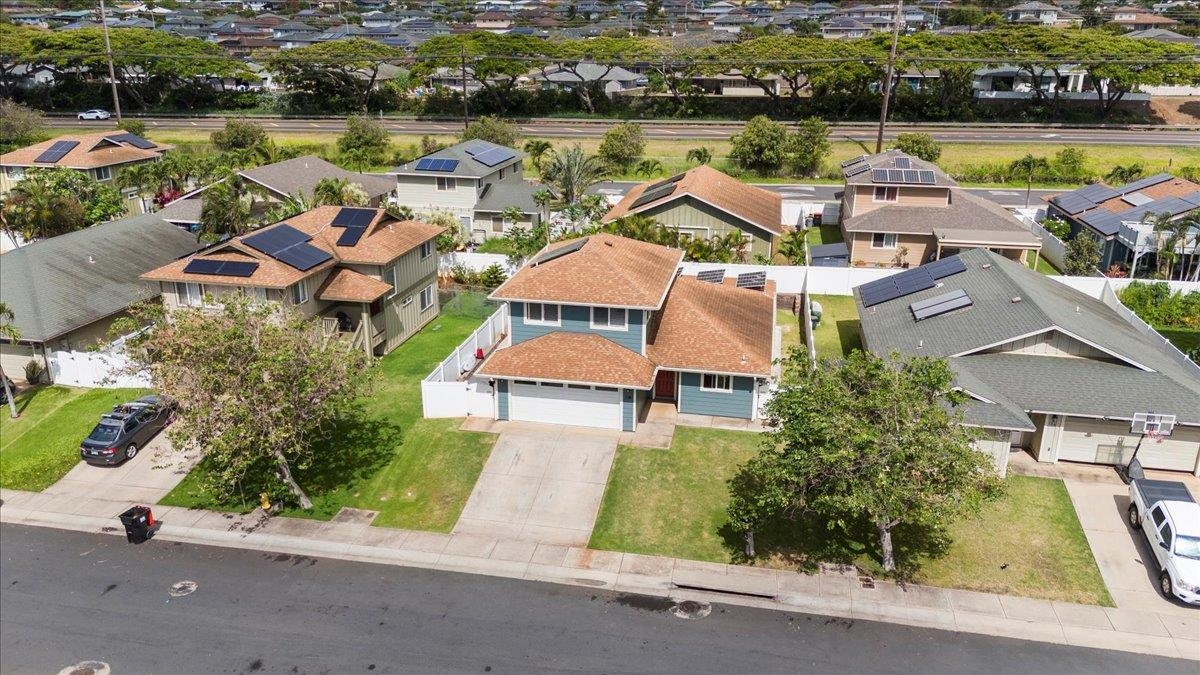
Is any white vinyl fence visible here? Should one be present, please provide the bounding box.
[47,331,149,388]
[440,251,517,277]
[1016,211,1069,272]
[421,305,506,418]
[1099,281,1200,376]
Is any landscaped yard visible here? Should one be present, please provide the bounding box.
[807,294,862,359]
[1026,253,1061,276]
[804,222,844,248]
[0,385,147,491]
[777,309,801,355]
[590,427,1113,605]
[160,294,498,531]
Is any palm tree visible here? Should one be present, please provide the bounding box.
[197,173,261,242]
[253,139,298,166]
[1178,212,1200,281]
[116,162,162,201]
[686,147,712,165]
[1010,154,1049,208]
[635,158,664,179]
[532,188,554,222]
[311,177,369,207]
[1105,164,1144,186]
[778,230,806,264]
[522,139,553,172]
[1141,211,1180,279]
[263,193,312,223]
[0,301,20,418]
[541,144,608,205]
[2,174,83,242]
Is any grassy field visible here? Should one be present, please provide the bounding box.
[161,295,497,531]
[808,294,862,359]
[0,386,147,491]
[590,428,1113,605]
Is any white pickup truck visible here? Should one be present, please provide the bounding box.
[1127,479,1200,605]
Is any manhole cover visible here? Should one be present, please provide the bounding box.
[57,661,110,675]
[169,580,197,597]
[670,600,712,620]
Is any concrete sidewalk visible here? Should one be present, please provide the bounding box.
[1,488,1196,662]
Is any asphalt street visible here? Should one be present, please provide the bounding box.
[48,116,1200,146]
[592,180,1060,208]
[0,524,1192,675]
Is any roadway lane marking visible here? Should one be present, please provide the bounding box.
[189,121,197,126]
[1040,134,1060,138]
[659,129,678,135]
[269,123,279,127]
[309,123,319,127]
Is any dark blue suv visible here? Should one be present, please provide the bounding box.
[80,395,176,466]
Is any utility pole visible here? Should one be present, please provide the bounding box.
[98,0,122,123]
[874,0,903,154]
[460,46,470,132]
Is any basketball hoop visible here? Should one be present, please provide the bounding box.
[1146,429,1164,444]
[1119,412,1176,483]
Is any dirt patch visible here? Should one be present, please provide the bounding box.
[1150,97,1200,125]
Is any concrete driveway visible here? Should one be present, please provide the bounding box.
[41,430,196,505]
[453,422,617,546]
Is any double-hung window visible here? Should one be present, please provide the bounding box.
[243,286,267,303]
[436,177,454,191]
[420,240,433,260]
[93,166,112,181]
[175,282,203,307]
[591,307,627,331]
[700,374,732,392]
[383,264,398,299]
[871,233,898,249]
[524,302,559,326]
[419,284,434,311]
[290,279,309,305]
[872,186,898,203]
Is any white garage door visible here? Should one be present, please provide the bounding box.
[1059,418,1200,472]
[510,381,621,430]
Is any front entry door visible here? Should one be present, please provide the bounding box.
[654,371,676,401]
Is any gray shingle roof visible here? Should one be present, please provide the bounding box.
[475,180,541,214]
[0,214,203,342]
[389,140,524,179]
[843,189,1042,247]
[240,156,394,200]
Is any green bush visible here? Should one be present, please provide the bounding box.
[1118,281,1200,330]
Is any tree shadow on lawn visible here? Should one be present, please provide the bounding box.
[289,411,405,515]
[720,515,951,582]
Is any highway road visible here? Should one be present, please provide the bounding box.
[0,524,1193,674]
[48,116,1200,146]
[593,180,1061,208]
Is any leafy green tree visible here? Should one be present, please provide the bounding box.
[1052,147,1088,183]
[730,115,790,176]
[117,119,148,137]
[198,171,262,242]
[264,38,405,111]
[893,133,941,162]
[943,6,986,26]
[121,295,369,508]
[523,139,553,172]
[463,116,520,148]
[541,144,607,204]
[0,26,38,98]
[414,32,548,113]
[1041,216,1071,240]
[0,300,20,418]
[790,117,830,177]
[312,178,369,207]
[2,168,124,241]
[337,115,391,170]
[1106,164,1145,185]
[478,263,508,289]
[424,209,463,253]
[686,147,712,165]
[210,118,268,152]
[502,223,550,266]
[1064,232,1102,276]
[0,99,43,152]
[542,36,660,113]
[597,122,645,173]
[728,350,1002,573]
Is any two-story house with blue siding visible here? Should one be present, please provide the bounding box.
[477,234,777,431]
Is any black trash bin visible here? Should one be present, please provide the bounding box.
[119,505,154,544]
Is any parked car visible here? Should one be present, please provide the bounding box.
[80,395,176,466]
[1128,478,1200,605]
[77,109,111,120]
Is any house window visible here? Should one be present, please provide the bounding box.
[383,264,397,299]
[175,282,203,307]
[591,307,627,330]
[93,166,112,181]
[402,294,413,306]
[420,240,433,260]
[436,177,455,191]
[701,374,732,392]
[871,233,899,249]
[492,216,505,233]
[243,286,267,303]
[290,279,308,304]
[419,284,434,311]
[524,302,560,326]
[872,186,898,202]
[4,167,25,180]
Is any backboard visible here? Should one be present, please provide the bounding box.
[1131,413,1176,437]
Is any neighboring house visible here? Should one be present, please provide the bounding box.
[839,150,1042,268]
[603,165,784,260]
[1,131,171,215]
[1002,1,1082,27]
[142,206,444,358]
[389,140,542,242]
[1125,28,1200,46]
[529,63,646,95]
[0,214,203,381]
[821,17,873,39]
[1046,173,1200,274]
[474,10,513,31]
[476,234,776,431]
[855,248,1200,476]
[1105,5,1179,30]
[156,155,396,230]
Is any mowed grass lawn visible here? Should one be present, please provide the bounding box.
[0,385,146,491]
[161,300,497,531]
[591,428,1111,604]
[808,294,862,359]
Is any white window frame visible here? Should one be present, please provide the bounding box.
[872,186,898,203]
[402,294,413,306]
[590,306,628,331]
[93,165,112,181]
[436,177,454,191]
[176,281,204,307]
[419,283,434,311]
[871,233,899,249]
[290,279,309,305]
[383,263,398,298]
[700,373,733,393]
[420,240,433,260]
[524,302,561,326]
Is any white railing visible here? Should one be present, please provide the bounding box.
[421,305,507,419]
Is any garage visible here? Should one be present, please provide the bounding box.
[1058,417,1200,473]
[508,381,622,430]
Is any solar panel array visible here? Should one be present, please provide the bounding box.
[844,162,871,178]
[871,168,936,185]
[331,207,375,228]
[414,158,460,172]
[461,139,495,156]
[646,173,685,192]
[1081,196,1199,236]
[243,224,332,271]
[473,147,518,167]
[841,155,868,168]
[631,183,677,209]
[182,258,259,277]
[911,289,972,321]
[922,255,967,280]
[858,256,969,308]
[106,132,156,149]
[1050,173,1174,215]
[736,271,767,289]
[894,157,911,169]
[696,268,725,284]
[531,237,588,266]
[34,140,80,163]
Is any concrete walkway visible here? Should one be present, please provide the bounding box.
[2,488,1196,661]
[42,433,196,504]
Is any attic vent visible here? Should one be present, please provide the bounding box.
[1011,296,1022,303]
[981,263,993,270]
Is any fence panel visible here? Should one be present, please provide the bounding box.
[48,349,149,388]
[440,252,516,276]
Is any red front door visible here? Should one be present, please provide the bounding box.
[654,371,676,400]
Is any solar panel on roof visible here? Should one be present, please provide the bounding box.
[414,157,459,172]
[531,237,588,266]
[845,163,871,178]
[1052,193,1096,215]
[859,278,901,307]
[894,268,935,296]
[894,157,911,169]
[473,147,517,167]
[736,271,767,289]
[1180,191,1200,207]
[922,256,966,280]
[332,207,375,228]
[841,155,868,168]
[34,140,80,163]
[871,169,889,183]
[646,173,685,192]
[336,225,367,247]
[696,268,725,284]
[461,139,494,156]
[274,243,331,271]
[911,289,972,321]
[106,132,156,149]
[182,258,259,277]
[888,169,906,183]
[243,224,332,271]
[630,183,677,209]
[917,170,936,185]
[1119,173,1172,194]
[902,169,919,183]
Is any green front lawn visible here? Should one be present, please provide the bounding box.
[808,295,862,359]
[804,223,844,248]
[161,301,498,532]
[590,428,1112,605]
[0,386,147,491]
[1026,254,1061,276]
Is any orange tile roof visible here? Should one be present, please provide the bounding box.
[1,130,170,170]
[490,233,684,309]
[316,267,394,302]
[603,165,783,236]
[647,276,775,376]
[479,332,657,388]
[1096,176,1200,214]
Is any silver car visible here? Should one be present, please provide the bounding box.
[77,109,111,120]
